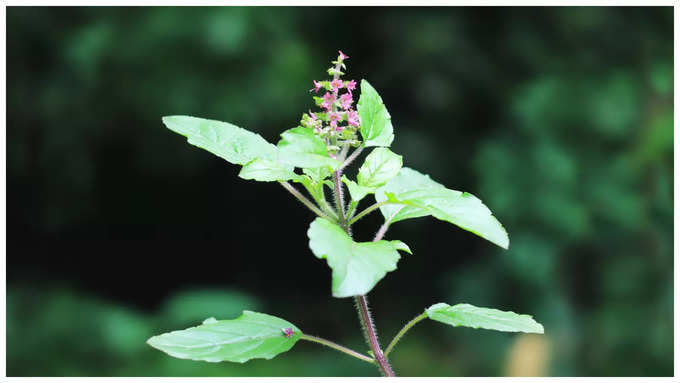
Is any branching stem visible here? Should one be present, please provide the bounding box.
[279,181,333,221]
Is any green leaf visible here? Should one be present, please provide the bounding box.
[163,116,278,165]
[238,158,299,182]
[147,311,301,363]
[357,80,395,147]
[375,167,509,249]
[341,175,375,202]
[277,127,341,170]
[307,218,411,298]
[357,148,403,188]
[303,166,332,181]
[425,303,544,334]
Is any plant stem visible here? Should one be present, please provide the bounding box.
[320,197,340,220]
[329,169,394,377]
[279,181,333,221]
[373,206,405,241]
[384,312,428,357]
[339,145,365,171]
[300,333,375,364]
[352,206,406,376]
[348,201,405,226]
[355,295,395,376]
[333,170,346,224]
[345,200,358,221]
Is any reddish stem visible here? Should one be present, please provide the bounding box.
[355,295,395,377]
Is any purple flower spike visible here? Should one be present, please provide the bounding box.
[339,50,349,61]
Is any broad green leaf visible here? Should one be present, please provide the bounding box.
[341,175,375,202]
[375,167,509,249]
[357,148,403,188]
[357,80,395,147]
[277,127,341,170]
[307,218,411,298]
[425,303,544,334]
[163,116,278,165]
[147,311,301,363]
[376,168,444,223]
[238,158,299,182]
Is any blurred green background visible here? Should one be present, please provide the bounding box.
[6,6,673,377]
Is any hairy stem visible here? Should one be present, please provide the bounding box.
[339,145,365,171]
[279,181,333,221]
[354,295,395,376]
[300,333,375,364]
[333,170,346,224]
[352,206,407,376]
[330,169,394,376]
[384,312,428,357]
[320,197,340,220]
[345,200,359,221]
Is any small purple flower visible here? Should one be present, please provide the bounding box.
[323,92,336,104]
[338,50,349,61]
[330,79,344,93]
[328,111,341,120]
[345,80,357,92]
[347,109,360,127]
[282,327,295,338]
[309,110,317,121]
[311,80,323,93]
[328,111,342,126]
[321,92,336,111]
[340,93,353,110]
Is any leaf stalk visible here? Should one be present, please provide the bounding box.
[300,333,375,364]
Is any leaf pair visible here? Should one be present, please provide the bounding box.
[163,80,395,186]
[146,304,543,364]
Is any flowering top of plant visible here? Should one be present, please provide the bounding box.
[302,52,361,155]
[149,51,543,377]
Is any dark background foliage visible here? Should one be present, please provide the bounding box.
[6,6,673,377]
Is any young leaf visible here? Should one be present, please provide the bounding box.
[357,148,403,188]
[277,127,341,170]
[238,158,300,182]
[425,303,544,334]
[163,116,278,165]
[341,175,375,202]
[147,311,301,363]
[357,80,395,147]
[375,167,509,249]
[307,217,411,298]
